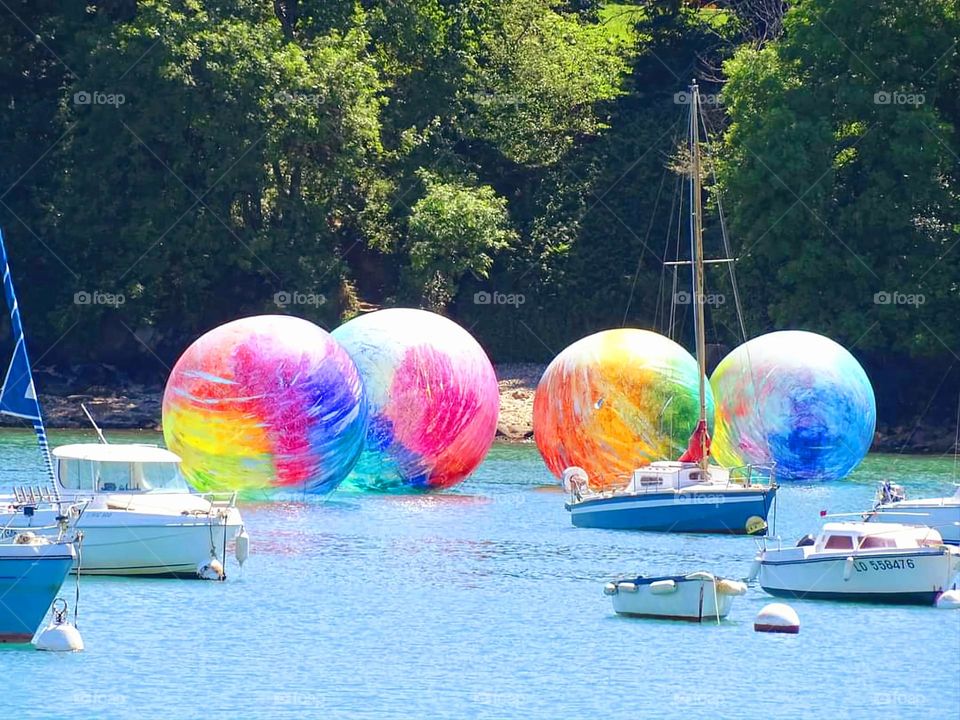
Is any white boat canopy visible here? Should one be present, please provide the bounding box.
[52,444,182,464]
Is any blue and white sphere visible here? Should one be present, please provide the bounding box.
[710,331,876,481]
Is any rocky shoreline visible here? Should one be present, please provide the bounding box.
[1,363,955,454]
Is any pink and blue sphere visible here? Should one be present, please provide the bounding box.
[331,308,499,492]
[162,315,367,495]
[710,330,876,481]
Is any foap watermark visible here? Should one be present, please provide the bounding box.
[672,692,724,709]
[676,493,726,506]
[273,692,324,707]
[274,291,326,309]
[873,290,924,307]
[871,692,926,708]
[73,90,125,107]
[474,290,525,307]
[275,90,327,106]
[74,290,125,308]
[674,91,723,106]
[472,691,524,708]
[674,290,725,306]
[874,90,924,106]
[72,691,128,708]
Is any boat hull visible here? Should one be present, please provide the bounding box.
[610,577,736,621]
[567,488,775,534]
[758,548,960,605]
[0,543,75,643]
[2,508,242,577]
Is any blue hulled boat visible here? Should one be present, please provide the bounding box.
[0,228,77,642]
[562,83,777,534]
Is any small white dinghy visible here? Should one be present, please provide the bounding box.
[753,521,960,605]
[604,572,747,623]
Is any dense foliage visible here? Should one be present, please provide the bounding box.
[0,1,957,429]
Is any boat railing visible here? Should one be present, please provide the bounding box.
[200,491,238,509]
[725,463,777,488]
[10,484,60,505]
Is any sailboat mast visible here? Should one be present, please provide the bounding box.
[688,82,708,471]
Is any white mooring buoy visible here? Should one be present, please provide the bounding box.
[754,602,800,634]
[33,599,84,652]
[935,589,960,609]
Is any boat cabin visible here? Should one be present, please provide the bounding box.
[52,444,190,494]
[815,522,944,553]
[626,462,731,493]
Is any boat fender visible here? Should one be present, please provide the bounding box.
[617,582,638,593]
[716,579,747,596]
[935,589,960,609]
[603,582,618,596]
[197,557,225,581]
[754,603,800,634]
[235,527,250,567]
[747,558,761,582]
[562,467,589,495]
[33,599,83,652]
[649,580,677,595]
[843,556,854,582]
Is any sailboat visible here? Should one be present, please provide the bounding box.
[0,229,79,642]
[563,82,778,534]
[0,229,246,578]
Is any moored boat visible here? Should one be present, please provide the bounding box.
[866,481,960,545]
[2,443,244,577]
[753,521,960,605]
[0,228,246,578]
[0,515,76,643]
[604,571,747,622]
[562,82,777,535]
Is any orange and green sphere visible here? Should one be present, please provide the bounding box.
[533,329,714,489]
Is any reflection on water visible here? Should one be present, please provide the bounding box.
[0,430,957,719]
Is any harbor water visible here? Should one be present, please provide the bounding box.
[2,429,958,719]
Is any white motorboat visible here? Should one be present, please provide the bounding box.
[0,227,246,579]
[753,522,960,605]
[604,571,747,622]
[866,481,960,545]
[2,443,244,577]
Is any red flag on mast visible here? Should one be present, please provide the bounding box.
[678,419,711,463]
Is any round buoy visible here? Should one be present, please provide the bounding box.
[33,599,84,652]
[754,603,800,634]
[935,589,960,609]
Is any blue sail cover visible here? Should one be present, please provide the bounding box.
[0,229,56,482]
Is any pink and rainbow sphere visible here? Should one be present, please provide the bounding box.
[710,330,876,481]
[331,308,499,492]
[534,329,714,489]
[162,315,367,495]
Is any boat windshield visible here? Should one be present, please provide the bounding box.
[58,458,190,493]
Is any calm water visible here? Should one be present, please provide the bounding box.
[2,429,958,720]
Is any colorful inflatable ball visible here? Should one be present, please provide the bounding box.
[533,328,714,490]
[162,315,367,495]
[710,330,876,481]
[331,308,499,492]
